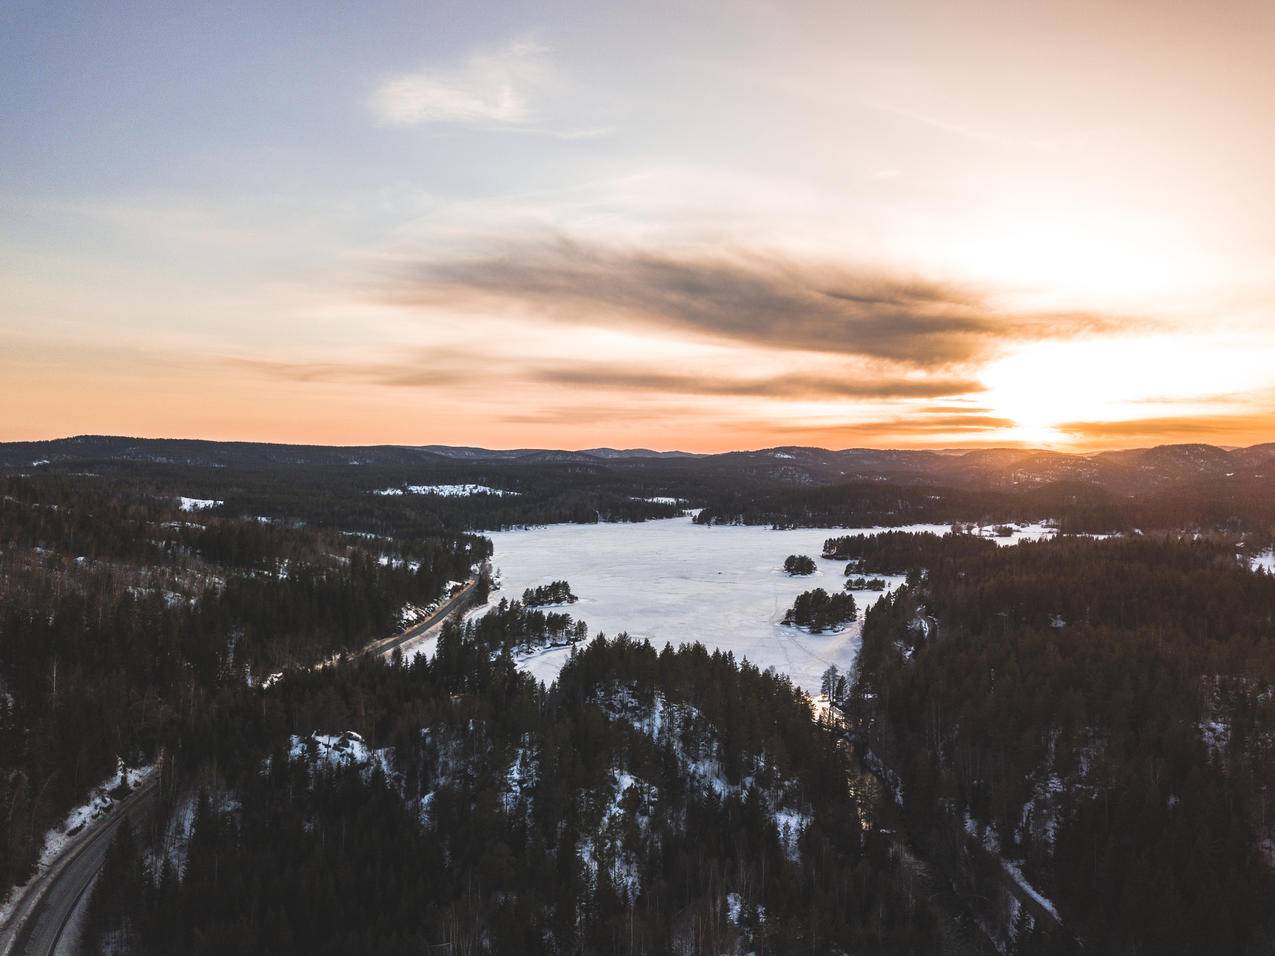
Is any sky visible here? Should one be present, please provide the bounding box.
[2,0,1274,452]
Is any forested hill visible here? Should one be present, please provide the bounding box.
[0,436,702,469]
[848,534,1275,953]
[5,436,1273,492]
[81,636,942,953]
[0,472,481,900]
[6,436,1274,535]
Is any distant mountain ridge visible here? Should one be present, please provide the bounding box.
[0,436,705,469]
[2,435,1273,495]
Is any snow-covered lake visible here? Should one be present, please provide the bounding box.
[465,516,1053,696]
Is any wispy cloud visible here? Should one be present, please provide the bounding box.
[499,403,696,426]
[865,100,1094,153]
[370,39,550,127]
[225,352,477,387]
[227,352,980,404]
[1057,412,1275,441]
[533,365,980,401]
[727,412,1019,442]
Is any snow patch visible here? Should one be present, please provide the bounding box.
[503,746,538,814]
[289,731,393,777]
[577,768,657,901]
[965,812,1061,925]
[177,496,222,511]
[1201,718,1229,757]
[772,808,810,862]
[34,763,157,874]
[373,483,517,497]
[1000,857,1060,922]
[377,554,421,572]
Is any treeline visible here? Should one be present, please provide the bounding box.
[84,635,942,953]
[451,596,589,658]
[823,530,997,572]
[693,476,1275,536]
[782,589,857,632]
[845,576,887,591]
[12,441,1275,537]
[0,474,477,898]
[852,535,1275,953]
[522,580,577,606]
[23,460,687,534]
[694,481,1009,530]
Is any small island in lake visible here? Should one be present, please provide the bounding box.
[845,576,887,591]
[522,580,578,606]
[782,587,857,632]
[783,554,817,575]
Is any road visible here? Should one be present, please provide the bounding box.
[0,778,159,956]
[360,575,482,661]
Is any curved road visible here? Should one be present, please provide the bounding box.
[1,779,159,956]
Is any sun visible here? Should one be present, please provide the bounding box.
[978,335,1264,447]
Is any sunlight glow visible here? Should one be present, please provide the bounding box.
[979,335,1270,445]
[952,212,1210,308]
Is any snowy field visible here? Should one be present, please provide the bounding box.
[464,516,1055,696]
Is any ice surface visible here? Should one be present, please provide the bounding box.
[433,517,1059,695]
[483,517,965,695]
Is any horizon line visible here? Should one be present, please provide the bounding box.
[0,431,1264,459]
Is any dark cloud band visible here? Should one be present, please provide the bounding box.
[380,238,1134,367]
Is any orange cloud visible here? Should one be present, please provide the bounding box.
[1056,412,1275,447]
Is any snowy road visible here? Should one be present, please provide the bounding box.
[365,575,481,661]
[0,778,158,956]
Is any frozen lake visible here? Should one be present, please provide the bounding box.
[461,516,1053,696]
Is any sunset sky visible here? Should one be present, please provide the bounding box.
[3,0,1274,451]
